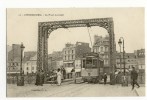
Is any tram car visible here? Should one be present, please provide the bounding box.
[81,52,104,83]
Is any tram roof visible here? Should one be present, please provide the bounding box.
[82,52,103,60]
[82,52,99,57]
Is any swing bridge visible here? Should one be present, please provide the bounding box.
[37,18,116,76]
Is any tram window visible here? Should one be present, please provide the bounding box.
[86,60,92,64]
[93,59,97,68]
[86,57,92,68]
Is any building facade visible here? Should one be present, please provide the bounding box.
[93,35,114,74]
[48,51,63,71]
[23,53,37,75]
[7,44,22,74]
[62,42,91,78]
[116,52,137,73]
[116,49,145,73]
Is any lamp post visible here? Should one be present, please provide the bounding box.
[17,42,25,86]
[118,37,125,75]
[118,37,128,86]
[20,43,25,75]
[118,40,122,72]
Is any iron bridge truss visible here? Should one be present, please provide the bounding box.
[37,18,116,74]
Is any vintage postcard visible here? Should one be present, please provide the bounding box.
[6,8,145,97]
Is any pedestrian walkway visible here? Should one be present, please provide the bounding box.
[135,87,145,96]
[7,83,142,97]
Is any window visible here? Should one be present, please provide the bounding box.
[135,56,136,58]
[65,51,66,54]
[65,56,66,60]
[27,67,29,70]
[100,47,103,52]
[94,48,97,53]
[93,59,97,68]
[105,55,108,58]
[72,50,74,54]
[105,47,108,52]
[86,57,92,68]
[72,55,74,60]
[105,60,108,65]
[68,55,70,60]
[83,60,85,68]
[32,67,34,70]
[68,50,70,54]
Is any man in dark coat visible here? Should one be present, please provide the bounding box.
[131,67,140,90]
[103,73,107,85]
[62,68,66,79]
[35,70,40,86]
[40,70,45,86]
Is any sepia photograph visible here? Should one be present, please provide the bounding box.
[6,8,145,97]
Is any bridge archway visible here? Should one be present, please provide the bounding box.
[37,18,116,73]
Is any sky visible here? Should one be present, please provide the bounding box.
[7,8,145,54]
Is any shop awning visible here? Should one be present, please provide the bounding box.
[65,67,73,73]
[75,69,81,72]
[65,67,81,73]
[7,72,20,74]
[63,61,74,64]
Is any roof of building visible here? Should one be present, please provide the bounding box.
[116,52,136,59]
[23,51,37,62]
[48,51,63,61]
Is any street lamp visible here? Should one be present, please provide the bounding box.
[20,43,25,75]
[118,37,128,86]
[17,42,25,86]
[118,37,125,75]
[118,39,122,72]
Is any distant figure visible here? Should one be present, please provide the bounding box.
[40,70,45,86]
[103,73,107,85]
[115,70,118,84]
[71,69,76,83]
[62,68,66,79]
[35,70,40,86]
[57,68,62,86]
[131,67,140,90]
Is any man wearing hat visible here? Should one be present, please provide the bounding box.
[131,67,140,90]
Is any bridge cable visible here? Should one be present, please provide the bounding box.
[87,27,93,49]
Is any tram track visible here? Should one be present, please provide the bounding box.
[48,82,87,96]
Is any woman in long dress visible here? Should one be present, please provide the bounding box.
[57,68,62,86]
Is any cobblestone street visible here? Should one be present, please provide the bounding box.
[7,83,142,97]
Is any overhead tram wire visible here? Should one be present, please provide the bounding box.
[87,25,93,51]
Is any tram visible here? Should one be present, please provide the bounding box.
[81,52,104,83]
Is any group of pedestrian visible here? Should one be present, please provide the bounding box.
[35,66,140,90]
[102,66,140,90]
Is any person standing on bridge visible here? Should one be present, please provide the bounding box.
[35,70,40,86]
[40,70,45,86]
[103,73,107,85]
[71,69,76,83]
[57,68,62,86]
[131,67,140,90]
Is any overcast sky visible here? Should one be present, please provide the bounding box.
[7,8,144,54]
